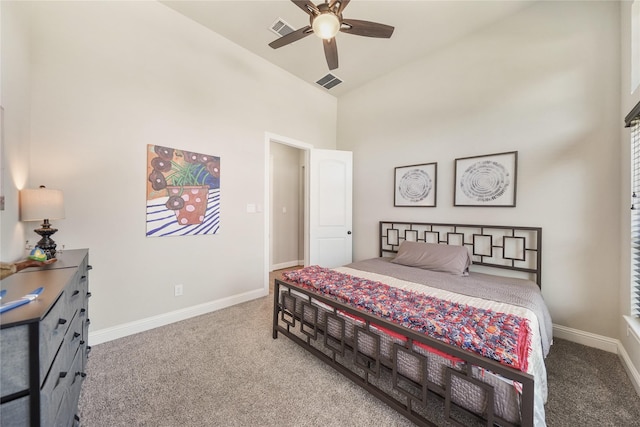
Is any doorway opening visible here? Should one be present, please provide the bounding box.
[270,142,305,269]
[264,133,312,293]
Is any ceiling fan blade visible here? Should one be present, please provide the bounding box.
[292,0,318,16]
[340,19,394,38]
[269,26,313,49]
[323,38,339,70]
[332,0,350,15]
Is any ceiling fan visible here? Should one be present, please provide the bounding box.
[268,0,394,70]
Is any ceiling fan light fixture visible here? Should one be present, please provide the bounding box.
[312,12,340,39]
[269,0,395,72]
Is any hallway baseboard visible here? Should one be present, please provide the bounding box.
[271,260,304,271]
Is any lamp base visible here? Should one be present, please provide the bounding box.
[34,222,58,260]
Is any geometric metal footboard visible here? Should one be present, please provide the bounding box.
[272,279,535,427]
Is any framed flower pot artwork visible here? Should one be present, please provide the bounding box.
[146,144,221,237]
[454,151,517,207]
[394,162,437,207]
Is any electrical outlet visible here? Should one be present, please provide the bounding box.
[174,284,184,297]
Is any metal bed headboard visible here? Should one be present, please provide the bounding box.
[379,221,542,287]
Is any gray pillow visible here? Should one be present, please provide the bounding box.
[390,241,472,276]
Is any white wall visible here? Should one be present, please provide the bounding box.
[0,1,31,262]
[5,1,337,336]
[338,1,621,339]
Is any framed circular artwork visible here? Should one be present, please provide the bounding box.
[394,162,437,207]
[454,151,517,207]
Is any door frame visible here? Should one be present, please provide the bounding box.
[264,132,313,292]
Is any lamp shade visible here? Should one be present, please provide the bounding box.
[20,187,65,221]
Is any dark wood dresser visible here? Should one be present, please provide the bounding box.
[0,249,91,426]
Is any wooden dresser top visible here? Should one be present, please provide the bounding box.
[0,249,88,327]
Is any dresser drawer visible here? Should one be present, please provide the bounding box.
[58,310,83,376]
[40,347,69,424]
[45,343,84,427]
[0,324,30,397]
[65,345,85,427]
[70,342,86,402]
[39,293,73,385]
[64,269,84,311]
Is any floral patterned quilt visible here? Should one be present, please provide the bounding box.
[282,265,532,372]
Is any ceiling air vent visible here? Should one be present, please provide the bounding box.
[270,18,295,37]
[316,73,343,90]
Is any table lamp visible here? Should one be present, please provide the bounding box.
[19,185,65,259]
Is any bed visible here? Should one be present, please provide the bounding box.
[272,221,552,427]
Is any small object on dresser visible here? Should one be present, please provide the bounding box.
[28,247,47,262]
[0,287,44,314]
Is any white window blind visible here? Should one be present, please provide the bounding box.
[632,120,640,316]
[627,102,640,316]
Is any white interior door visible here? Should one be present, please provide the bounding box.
[308,149,353,267]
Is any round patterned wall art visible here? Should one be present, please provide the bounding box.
[398,169,432,203]
[460,160,510,202]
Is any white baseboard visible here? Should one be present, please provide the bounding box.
[88,288,268,346]
[271,260,303,271]
[553,323,640,396]
[618,342,640,396]
[552,324,619,353]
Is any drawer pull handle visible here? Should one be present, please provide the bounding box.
[58,318,68,325]
[60,371,68,379]
[72,290,80,296]
[88,265,93,270]
[77,372,87,378]
[74,332,81,339]
[80,308,86,314]
[81,275,87,280]
[86,292,92,298]
[80,340,85,345]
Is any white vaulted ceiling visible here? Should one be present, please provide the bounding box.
[161,0,535,97]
